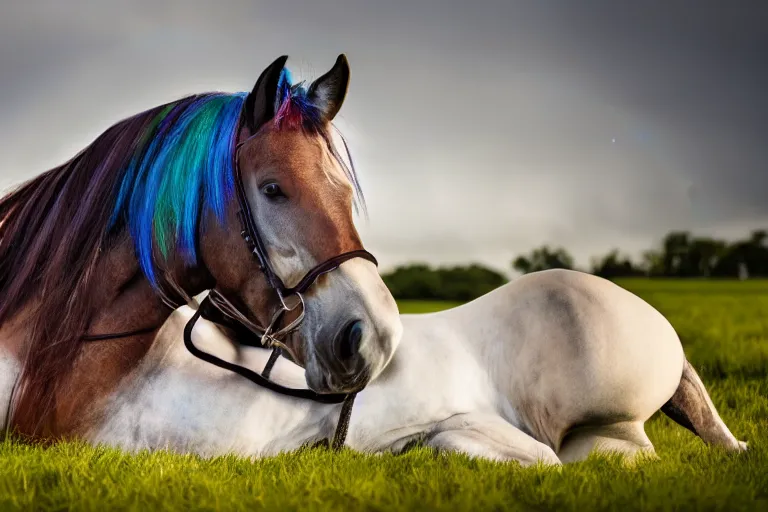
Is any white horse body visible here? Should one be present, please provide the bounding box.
[28,269,744,464]
[346,269,687,463]
[86,313,336,458]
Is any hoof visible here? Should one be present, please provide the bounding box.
[536,447,563,467]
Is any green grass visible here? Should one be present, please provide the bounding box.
[2,280,767,511]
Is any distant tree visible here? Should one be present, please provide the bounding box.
[437,264,509,301]
[686,238,727,277]
[750,229,767,246]
[711,229,768,278]
[641,249,665,276]
[381,263,442,300]
[384,227,768,301]
[590,250,644,279]
[648,232,728,277]
[512,245,574,275]
[382,263,508,301]
[661,231,692,276]
[711,243,750,278]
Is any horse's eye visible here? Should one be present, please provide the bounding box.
[261,182,284,199]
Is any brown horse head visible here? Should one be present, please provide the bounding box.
[201,55,402,392]
[0,55,401,437]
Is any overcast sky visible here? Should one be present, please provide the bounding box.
[1,1,767,274]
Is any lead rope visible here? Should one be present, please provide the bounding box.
[260,346,356,451]
[331,393,357,451]
[185,300,349,404]
[260,348,282,380]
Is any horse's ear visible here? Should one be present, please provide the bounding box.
[307,54,350,122]
[244,55,289,134]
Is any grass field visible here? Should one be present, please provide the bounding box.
[1,279,767,511]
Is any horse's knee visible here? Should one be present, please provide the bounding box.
[536,444,563,466]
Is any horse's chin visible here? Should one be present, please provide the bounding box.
[304,364,371,395]
[302,323,401,395]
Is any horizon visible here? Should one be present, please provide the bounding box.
[2,1,766,276]
[383,225,768,277]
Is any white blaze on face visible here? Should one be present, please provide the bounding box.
[241,167,311,288]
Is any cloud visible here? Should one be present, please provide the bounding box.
[1,1,766,274]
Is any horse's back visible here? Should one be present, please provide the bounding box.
[465,269,685,447]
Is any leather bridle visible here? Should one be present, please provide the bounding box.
[5,123,374,449]
[181,127,376,445]
[222,134,378,355]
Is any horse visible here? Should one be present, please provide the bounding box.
[69,269,747,465]
[0,54,402,440]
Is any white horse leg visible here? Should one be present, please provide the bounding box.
[557,421,655,463]
[426,413,561,467]
[0,350,20,432]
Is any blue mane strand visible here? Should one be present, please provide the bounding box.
[109,92,247,287]
[107,68,338,291]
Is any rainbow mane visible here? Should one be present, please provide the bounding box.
[0,65,357,436]
[109,93,245,287]
[109,69,327,288]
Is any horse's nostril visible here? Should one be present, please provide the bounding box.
[338,320,364,361]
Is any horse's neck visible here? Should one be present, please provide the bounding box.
[86,233,208,334]
[87,306,339,457]
[0,234,171,436]
[0,301,38,359]
[0,348,20,432]
[52,234,212,437]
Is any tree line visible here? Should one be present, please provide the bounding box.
[382,229,768,301]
